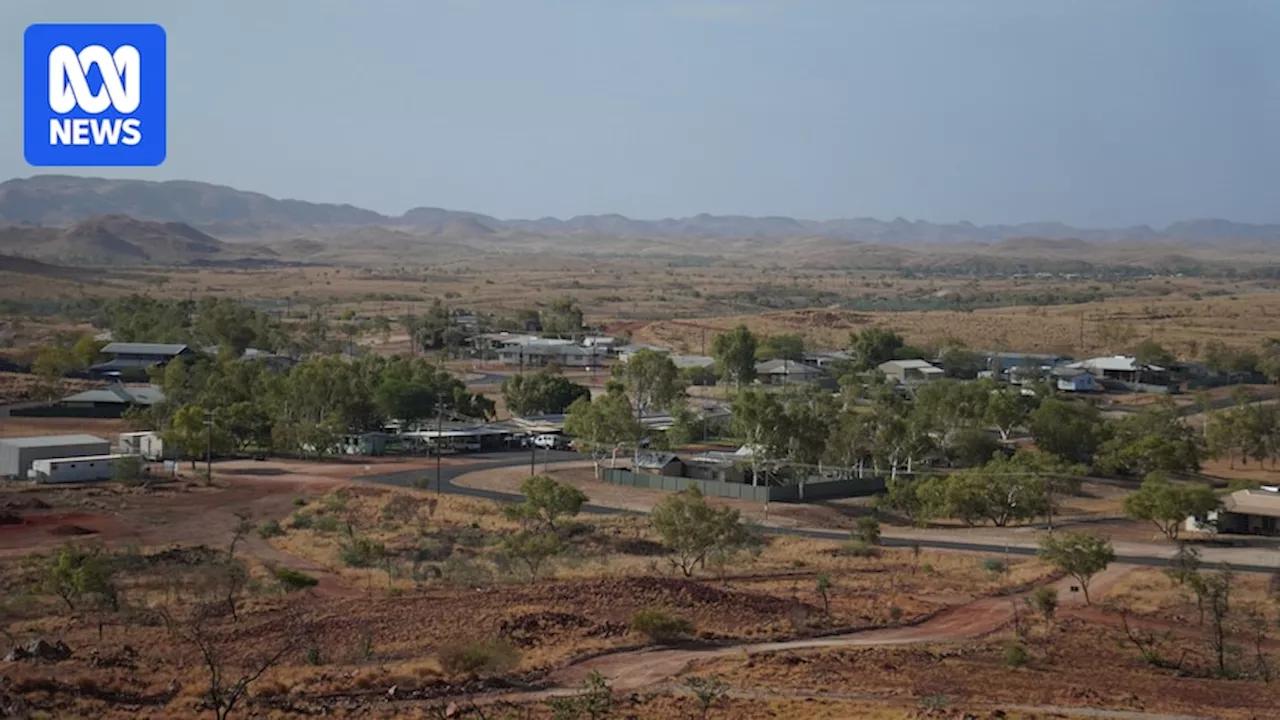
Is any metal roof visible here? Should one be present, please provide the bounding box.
[0,434,109,449]
[1067,355,1165,373]
[635,451,680,468]
[61,384,165,406]
[1223,489,1280,519]
[669,355,716,369]
[102,342,190,356]
[756,359,825,375]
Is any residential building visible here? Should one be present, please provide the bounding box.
[57,384,165,414]
[1187,486,1280,536]
[634,451,684,477]
[755,359,826,385]
[1066,355,1169,385]
[684,451,746,484]
[0,434,111,479]
[669,355,718,385]
[91,342,193,378]
[497,341,606,368]
[118,431,166,461]
[877,359,945,384]
[1051,366,1096,393]
[801,350,853,369]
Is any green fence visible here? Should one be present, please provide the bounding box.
[598,468,884,503]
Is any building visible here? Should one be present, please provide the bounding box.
[0,434,111,479]
[801,350,853,369]
[614,344,671,362]
[669,355,718,385]
[877,359,945,384]
[1187,486,1280,536]
[29,454,132,484]
[91,342,193,378]
[755,359,826,386]
[57,383,165,416]
[634,451,684,477]
[118,431,165,461]
[1067,356,1169,385]
[1051,366,1096,393]
[497,341,606,369]
[684,451,746,484]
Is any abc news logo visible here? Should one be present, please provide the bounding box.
[48,44,143,146]
[24,24,167,167]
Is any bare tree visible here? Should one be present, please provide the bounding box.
[162,605,303,720]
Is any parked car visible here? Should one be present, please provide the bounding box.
[533,434,568,450]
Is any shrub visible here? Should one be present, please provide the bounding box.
[274,566,319,592]
[852,517,881,546]
[1003,641,1028,668]
[982,558,1007,575]
[257,520,283,538]
[630,608,693,643]
[314,515,340,533]
[839,541,880,558]
[292,496,307,506]
[322,493,348,512]
[413,538,454,563]
[440,556,494,587]
[290,511,314,530]
[340,537,386,568]
[437,639,519,677]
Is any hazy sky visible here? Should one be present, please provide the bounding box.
[3,0,1279,226]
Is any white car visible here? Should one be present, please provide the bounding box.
[532,434,566,450]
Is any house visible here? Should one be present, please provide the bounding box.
[57,383,165,414]
[984,352,1070,375]
[877,359,945,384]
[0,434,111,479]
[1186,487,1280,536]
[240,348,298,373]
[1067,356,1169,385]
[801,350,853,369]
[684,451,746,484]
[581,335,618,349]
[91,342,193,378]
[634,451,684,477]
[1051,366,1096,393]
[497,341,605,369]
[755,359,826,386]
[669,355,718,385]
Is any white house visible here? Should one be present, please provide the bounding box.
[28,454,134,484]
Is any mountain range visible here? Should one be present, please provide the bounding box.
[3,174,1280,245]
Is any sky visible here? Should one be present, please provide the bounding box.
[2,0,1279,227]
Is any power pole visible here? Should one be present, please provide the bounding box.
[203,409,213,484]
[435,400,443,495]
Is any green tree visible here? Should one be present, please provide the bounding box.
[71,334,108,369]
[1028,398,1104,465]
[502,475,588,532]
[501,370,591,416]
[37,543,118,612]
[374,378,438,427]
[500,530,565,581]
[1037,532,1114,605]
[615,348,686,418]
[730,388,785,485]
[651,485,747,577]
[1097,401,1200,477]
[164,404,229,469]
[757,333,805,362]
[1131,339,1175,367]
[711,325,758,389]
[849,328,907,371]
[563,392,640,473]
[1122,472,1221,541]
[985,386,1030,442]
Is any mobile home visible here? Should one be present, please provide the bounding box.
[28,454,135,484]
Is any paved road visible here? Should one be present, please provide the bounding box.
[363,451,1280,574]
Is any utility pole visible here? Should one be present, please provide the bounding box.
[203,409,213,485]
[435,400,443,494]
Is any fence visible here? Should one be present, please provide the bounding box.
[598,468,885,503]
[10,405,128,419]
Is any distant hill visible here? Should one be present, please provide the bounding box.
[0,214,276,265]
[0,253,90,278]
[3,174,1280,245]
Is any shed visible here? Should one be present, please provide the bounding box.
[29,454,133,484]
[755,359,826,385]
[684,452,745,484]
[0,434,112,479]
[118,431,166,460]
[877,359,945,384]
[634,451,684,477]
